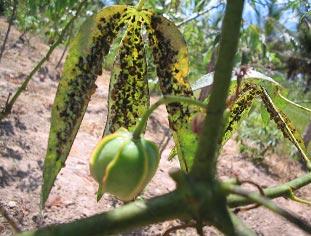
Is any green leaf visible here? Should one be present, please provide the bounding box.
[146,13,198,171]
[191,68,281,91]
[168,146,177,161]
[104,10,149,135]
[223,82,311,170]
[223,83,259,144]
[260,87,311,169]
[41,5,128,207]
[260,104,270,126]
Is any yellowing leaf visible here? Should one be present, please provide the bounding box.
[146,13,198,171]
[260,87,311,169]
[223,83,259,144]
[42,5,128,207]
[104,12,149,135]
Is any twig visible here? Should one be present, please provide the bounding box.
[233,179,265,213]
[3,92,12,110]
[17,191,188,236]
[228,172,311,207]
[10,31,28,49]
[55,27,74,69]
[229,211,257,236]
[0,0,18,62]
[226,185,311,234]
[0,202,22,233]
[163,222,197,236]
[177,3,224,27]
[0,0,88,122]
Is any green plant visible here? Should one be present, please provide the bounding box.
[16,0,311,235]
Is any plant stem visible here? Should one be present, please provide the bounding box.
[132,95,207,139]
[0,202,22,233]
[0,0,18,62]
[190,0,244,181]
[228,210,256,236]
[225,185,311,234]
[55,27,74,69]
[0,0,87,122]
[136,0,145,10]
[18,191,188,236]
[17,173,311,236]
[177,3,224,27]
[227,172,311,207]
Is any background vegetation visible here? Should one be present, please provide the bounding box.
[0,0,311,235]
[2,0,309,158]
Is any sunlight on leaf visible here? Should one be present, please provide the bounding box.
[42,5,128,207]
[146,13,199,171]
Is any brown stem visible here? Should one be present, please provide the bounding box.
[162,222,197,236]
[0,0,88,122]
[55,27,74,69]
[0,0,18,62]
[0,202,22,233]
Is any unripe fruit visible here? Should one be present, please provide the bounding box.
[89,128,160,202]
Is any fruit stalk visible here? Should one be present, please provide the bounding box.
[132,95,207,140]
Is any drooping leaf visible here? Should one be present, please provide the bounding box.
[104,10,149,135]
[223,82,311,170]
[146,13,199,171]
[42,5,128,207]
[260,87,311,169]
[223,83,260,144]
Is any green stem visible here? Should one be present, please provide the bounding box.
[0,0,88,122]
[132,95,207,139]
[190,0,244,180]
[17,172,311,236]
[18,191,188,236]
[225,184,311,234]
[136,0,145,10]
[227,172,311,207]
[288,188,311,206]
[0,0,17,62]
[228,210,256,236]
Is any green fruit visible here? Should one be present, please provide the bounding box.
[89,128,160,201]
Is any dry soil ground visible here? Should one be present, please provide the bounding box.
[0,18,311,236]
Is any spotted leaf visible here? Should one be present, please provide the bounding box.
[146,13,198,171]
[223,83,260,144]
[42,5,128,207]
[104,11,149,135]
[260,87,311,169]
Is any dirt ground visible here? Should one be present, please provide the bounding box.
[0,18,311,236]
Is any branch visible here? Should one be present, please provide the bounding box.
[228,211,256,236]
[225,185,311,234]
[0,0,18,62]
[227,172,311,207]
[177,3,224,27]
[55,27,74,69]
[190,0,244,180]
[0,0,88,122]
[132,95,207,139]
[0,202,22,233]
[18,191,187,236]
